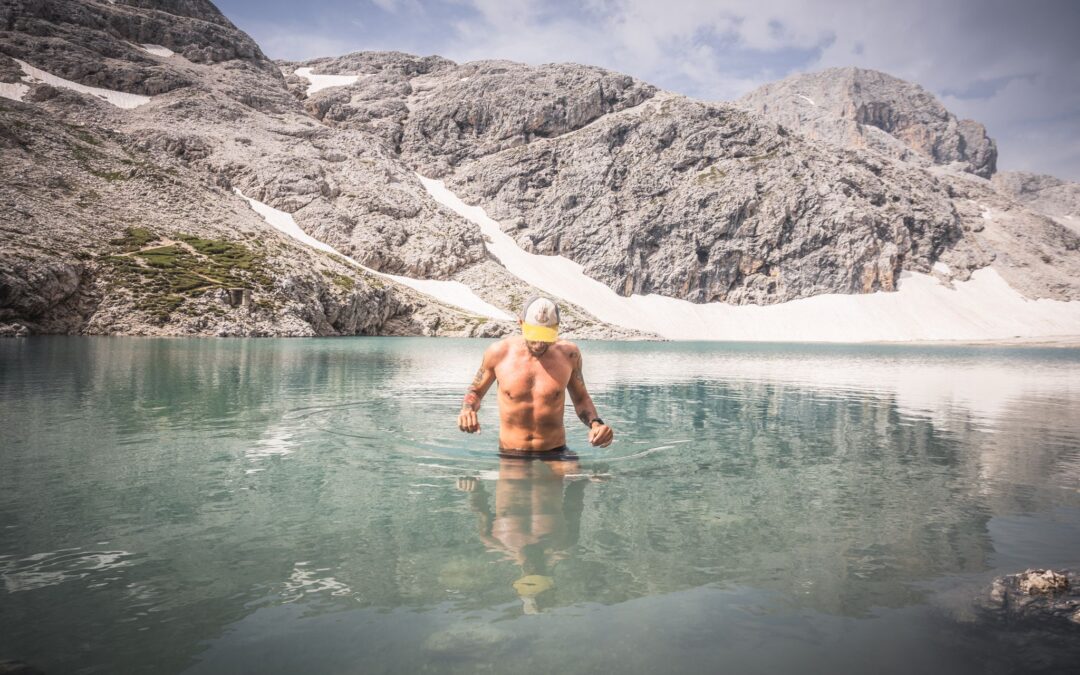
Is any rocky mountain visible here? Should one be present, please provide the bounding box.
[739,67,997,178]
[738,66,1080,304]
[1,0,1078,340]
[284,55,962,305]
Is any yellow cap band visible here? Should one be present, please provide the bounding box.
[522,323,558,342]
[513,575,554,597]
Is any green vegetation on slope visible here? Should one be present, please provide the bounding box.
[101,228,274,323]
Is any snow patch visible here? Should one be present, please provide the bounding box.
[294,67,365,94]
[0,81,28,102]
[797,94,817,106]
[981,209,993,221]
[932,261,952,276]
[140,44,174,58]
[419,176,1080,342]
[234,190,511,320]
[13,59,151,109]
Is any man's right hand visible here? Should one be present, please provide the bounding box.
[458,408,480,433]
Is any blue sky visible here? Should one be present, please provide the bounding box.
[215,0,1080,180]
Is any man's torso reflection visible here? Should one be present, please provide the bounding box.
[459,455,588,613]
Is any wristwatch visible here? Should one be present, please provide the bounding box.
[589,418,604,428]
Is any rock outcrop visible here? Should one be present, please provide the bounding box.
[0,0,273,95]
[981,569,1080,629]
[444,94,962,304]
[739,67,997,178]
[992,171,1080,233]
[735,66,1080,301]
[0,101,507,336]
[285,54,657,178]
[936,170,1080,301]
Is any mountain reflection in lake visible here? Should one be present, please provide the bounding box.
[1,337,1079,674]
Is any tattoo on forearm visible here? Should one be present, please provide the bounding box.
[462,391,480,411]
[578,410,592,426]
[462,367,489,411]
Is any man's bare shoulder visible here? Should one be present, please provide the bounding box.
[483,336,517,362]
[553,339,582,363]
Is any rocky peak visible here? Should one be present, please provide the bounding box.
[739,66,997,178]
[286,53,658,176]
[0,0,275,97]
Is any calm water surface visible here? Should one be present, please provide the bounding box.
[2,337,1079,674]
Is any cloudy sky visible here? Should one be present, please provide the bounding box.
[215,0,1080,180]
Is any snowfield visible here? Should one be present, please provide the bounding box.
[419,176,1080,342]
[8,59,151,109]
[140,44,175,58]
[0,82,29,102]
[235,191,512,321]
[294,67,365,95]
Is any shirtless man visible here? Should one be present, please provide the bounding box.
[457,296,614,453]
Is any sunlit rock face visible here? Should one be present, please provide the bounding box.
[739,67,997,179]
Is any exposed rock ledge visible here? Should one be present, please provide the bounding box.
[981,569,1080,629]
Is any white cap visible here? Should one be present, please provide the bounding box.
[520,296,560,326]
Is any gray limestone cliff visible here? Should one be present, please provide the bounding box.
[739,67,997,178]
[735,66,1079,301]
[285,55,963,305]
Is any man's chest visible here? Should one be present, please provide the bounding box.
[495,356,570,402]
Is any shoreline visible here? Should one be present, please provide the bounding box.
[4,333,1080,348]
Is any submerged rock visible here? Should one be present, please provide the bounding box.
[1017,569,1070,595]
[423,622,509,655]
[982,569,1080,629]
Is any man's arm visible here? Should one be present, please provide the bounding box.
[566,347,614,447]
[457,344,498,433]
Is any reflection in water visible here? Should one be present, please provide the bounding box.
[1,338,1080,674]
[458,457,588,614]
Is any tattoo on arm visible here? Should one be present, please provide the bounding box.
[462,367,489,411]
[463,392,480,410]
[469,367,486,389]
[569,352,598,427]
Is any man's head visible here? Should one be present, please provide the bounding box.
[519,296,560,356]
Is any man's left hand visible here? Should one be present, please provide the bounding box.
[588,423,613,447]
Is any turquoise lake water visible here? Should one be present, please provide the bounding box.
[2,337,1079,674]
